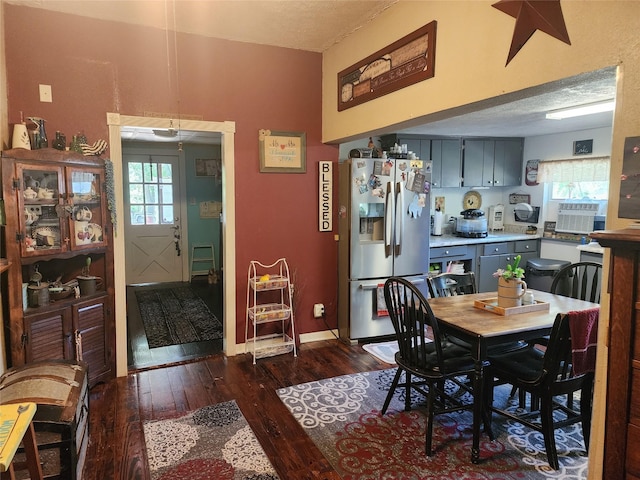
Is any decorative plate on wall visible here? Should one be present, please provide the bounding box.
[463,191,482,210]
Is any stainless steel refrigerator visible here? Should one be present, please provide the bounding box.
[338,156,431,341]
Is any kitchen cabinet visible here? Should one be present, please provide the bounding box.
[589,229,640,479]
[429,244,475,277]
[1,148,115,386]
[514,239,538,265]
[380,135,461,188]
[476,239,539,292]
[431,138,462,187]
[462,138,523,187]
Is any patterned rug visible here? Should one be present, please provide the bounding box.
[277,369,588,479]
[143,400,279,479]
[136,285,223,348]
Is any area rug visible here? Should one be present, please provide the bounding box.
[362,338,433,364]
[277,369,588,479]
[362,340,399,364]
[136,285,223,348]
[143,400,279,479]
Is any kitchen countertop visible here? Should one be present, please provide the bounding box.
[429,232,541,248]
[576,242,605,254]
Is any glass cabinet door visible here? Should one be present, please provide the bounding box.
[18,163,66,256]
[68,166,107,249]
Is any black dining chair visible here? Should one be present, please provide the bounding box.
[486,311,597,470]
[427,272,477,297]
[550,261,602,304]
[381,276,493,455]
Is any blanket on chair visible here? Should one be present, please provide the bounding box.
[568,307,599,375]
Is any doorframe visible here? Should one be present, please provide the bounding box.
[107,113,237,377]
[122,145,190,283]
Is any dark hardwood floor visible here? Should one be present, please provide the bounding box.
[127,279,224,371]
[85,339,387,480]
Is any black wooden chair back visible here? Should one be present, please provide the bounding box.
[427,272,476,298]
[382,276,486,456]
[550,261,602,303]
[487,313,596,470]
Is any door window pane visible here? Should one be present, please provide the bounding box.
[128,162,174,225]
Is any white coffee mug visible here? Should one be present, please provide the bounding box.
[25,208,38,225]
[75,206,92,221]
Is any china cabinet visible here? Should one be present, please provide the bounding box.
[1,148,115,386]
[590,228,640,479]
[245,258,296,364]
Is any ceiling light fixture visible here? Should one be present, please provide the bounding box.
[545,100,615,120]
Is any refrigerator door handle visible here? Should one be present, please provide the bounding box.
[395,181,403,256]
[359,278,425,290]
[384,181,392,257]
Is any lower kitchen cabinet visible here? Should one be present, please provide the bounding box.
[478,253,513,292]
[477,239,539,292]
[429,244,475,276]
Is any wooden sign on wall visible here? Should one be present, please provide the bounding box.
[319,161,332,232]
[337,21,437,112]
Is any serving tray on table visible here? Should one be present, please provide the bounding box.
[474,298,550,316]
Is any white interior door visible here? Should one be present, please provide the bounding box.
[124,152,183,284]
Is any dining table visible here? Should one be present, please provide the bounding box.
[426,289,600,464]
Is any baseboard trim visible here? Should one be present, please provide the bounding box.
[237,329,339,354]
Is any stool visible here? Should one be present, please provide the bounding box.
[0,403,43,480]
[190,244,215,281]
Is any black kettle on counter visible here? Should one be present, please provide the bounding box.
[461,209,485,219]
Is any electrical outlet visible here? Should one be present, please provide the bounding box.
[39,84,52,103]
[313,303,325,318]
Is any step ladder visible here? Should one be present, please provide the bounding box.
[190,244,215,281]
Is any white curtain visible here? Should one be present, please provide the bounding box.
[537,156,610,182]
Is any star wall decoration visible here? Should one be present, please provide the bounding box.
[492,0,571,65]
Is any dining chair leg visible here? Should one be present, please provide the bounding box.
[382,367,404,415]
[540,396,560,470]
[404,371,413,411]
[581,373,594,448]
[425,383,437,456]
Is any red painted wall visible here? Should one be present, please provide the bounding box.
[4,5,339,343]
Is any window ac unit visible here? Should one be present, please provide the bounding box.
[555,202,599,234]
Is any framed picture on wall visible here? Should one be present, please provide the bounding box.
[195,158,221,177]
[259,130,306,173]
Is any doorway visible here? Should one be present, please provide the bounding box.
[123,148,184,285]
[107,114,237,377]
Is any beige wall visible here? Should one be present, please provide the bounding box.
[322,2,640,478]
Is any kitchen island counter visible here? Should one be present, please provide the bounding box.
[430,232,541,248]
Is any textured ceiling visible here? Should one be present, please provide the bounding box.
[7,0,398,53]
[7,0,616,142]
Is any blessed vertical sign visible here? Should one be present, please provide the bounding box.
[319,161,332,232]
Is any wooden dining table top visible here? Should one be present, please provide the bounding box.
[426,289,600,340]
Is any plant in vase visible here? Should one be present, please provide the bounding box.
[81,256,92,277]
[493,255,527,307]
[493,254,525,281]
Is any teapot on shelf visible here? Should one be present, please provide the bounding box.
[37,187,55,199]
[23,187,38,200]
